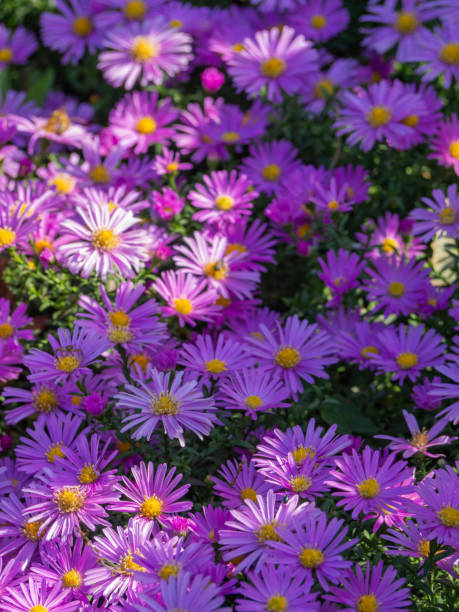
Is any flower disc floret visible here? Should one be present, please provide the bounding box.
[437,505,459,527]
[275,347,301,369]
[367,105,392,127]
[140,495,163,518]
[54,486,86,513]
[62,568,82,588]
[396,352,418,369]
[357,594,379,612]
[299,547,324,568]
[261,57,286,78]
[357,477,380,499]
[151,392,180,416]
[394,12,418,34]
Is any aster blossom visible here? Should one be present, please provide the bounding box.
[0,25,37,68]
[410,184,459,242]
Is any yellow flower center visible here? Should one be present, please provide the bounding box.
[50,173,75,194]
[215,195,234,211]
[267,595,288,612]
[108,326,133,343]
[357,477,380,498]
[62,569,82,588]
[56,355,81,372]
[299,547,324,568]
[35,388,58,412]
[225,243,247,255]
[233,43,245,52]
[117,439,131,453]
[367,106,392,127]
[311,14,327,29]
[54,487,85,513]
[439,207,457,224]
[79,464,99,484]
[205,358,227,374]
[411,429,429,449]
[89,165,110,184]
[44,108,71,135]
[418,539,430,557]
[158,563,181,580]
[22,520,44,541]
[0,322,13,338]
[314,78,334,99]
[261,57,286,78]
[396,352,418,369]
[151,392,180,415]
[241,487,257,501]
[124,0,146,20]
[357,594,379,612]
[401,114,419,127]
[119,552,145,573]
[440,42,459,65]
[361,345,379,359]
[92,228,120,251]
[275,346,301,369]
[73,16,93,37]
[245,395,262,409]
[136,116,157,134]
[216,296,232,307]
[222,131,239,143]
[437,504,459,527]
[328,200,339,210]
[0,48,13,63]
[46,442,66,463]
[381,237,399,253]
[35,239,53,254]
[131,36,158,62]
[0,227,16,248]
[140,495,163,518]
[290,475,312,492]
[108,310,129,327]
[262,164,282,182]
[166,162,178,172]
[388,281,405,297]
[173,297,193,315]
[256,521,283,542]
[292,446,316,463]
[296,223,312,239]
[449,140,459,159]
[30,606,49,612]
[394,11,419,34]
[129,353,150,372]
[204,260,229,280]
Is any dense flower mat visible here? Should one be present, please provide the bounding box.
[0,0,458,610]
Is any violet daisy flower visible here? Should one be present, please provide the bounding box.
[268,513,356,590]
[375,410,455,458]
[410,184,459,242]
[219,489,311,573]
[0,199,38,253]
[301,58,360,115]
[117,368,218,446]
[153,146,192,176]
[291,0,349,43]
[64,143,125,188]
[112,461,192,522]
[151,187,185,221]
[429,113,459,175]
[153,270,220,327]
[413,22,459,88]
[311,176,356,216]
[212,459,271,509]
[326,560,411,611]
[382,520,435,563]
[189,170,257,226]
[248,314,336,400]
[77,281,166,351]
[0,298,33,350]
[219,219,277,273]
[318,249,364,307]
[59,205,149,280]
[261,454,331,500]
[431,363,459,424]
[108,91,179,154]
[412,376,443,411]
[372,324,445,384]
[73,185,148,215]
[235,565,319,612]
[338,321,385,370]
[94,0,161,29]
[98,18,192,89]
[189,504,232,546]
[0,25,37,68]
[24,327,106,384]
[325,446,415,522]
[1,577,79,612]
[228,26,318,104]
[40,0,103,64]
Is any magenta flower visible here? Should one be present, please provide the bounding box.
[201,66,225,91]
[228,26,318,103]
[356,211,425,261]
[0,199,39,253]
[117,368,218,446]
[189,504,232,546]
[410,184,459,242]
[0,298,33,351]
[0,25,37,68]
[292,0,349,43]
[151,187,184,221]
[219,218,277,273]
[326,561,411,611]
[152,146,192,176]
[212,459,271,509]
[429,113,459,176]
[411,376,443,411]
[318,249,364,307]
[1,577,79,612]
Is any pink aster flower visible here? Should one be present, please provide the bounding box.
[411,376,443,411]
[98,18,192,89]
[247,314,336,400]
[356,211,425,260]
[117,368,218,446]
[326,446,415,522]
[335,80,423,151]
[152,146,192,176]
[268,512,356,590]
[410,184,459,242]
[429,113,459,175]
[189,170,257,226]
[291,0,349,43]
[174,97,225,163]
[201,66,225,91]
[108,91,179,154]
[153,270,219,327]
[151,187,184,221]
[40,0,103,64]
[372,324,445,383]
[318,249,364,307]
[1,577,79,612]
[59,205,149,280]
[413,22,459,88]
[72,185,148,215]
[111,461,192,522]
[228,26,318,103]
[218,218,277,273]
[0,25,37,68]
[212,459,271,509]
[64,143,125,189]
[326,561,411,611]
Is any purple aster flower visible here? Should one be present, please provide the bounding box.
[291,0,349,43]
[58,205,149,280]
[77,281,166,351]
[410,184,459,242]
[94,0,162,30]
[356,212,422,261]
[334,80,423,151]
[300,58,360,114]
[72,185,148,215]
[212,459,271,509]
[338,321,385,370]
[325,446,415,523]
[235,565,319,612]
[0,298,33,350]
[0,199,38,253]
[247,314,336,400]
[175,97,225,163]
[218,219,277,273]
[98,18,192,89]
[412,22,459,88]
[112,461,192,522]
[24,327,106,385]
[153,270,220,327]
[395,83,443,149]
[1,577,79,612]
[372,324,445,383]
[326,560,411,611]
[189,504,232,546]
[152,146,192,176]
[63,142,125,188]
[267,512,356,591]
[430,363,459,424]
[0,25,37,68]
[117,368,218,446]
[429,113,459,176]
[151,187,185,221]
[108,91,179,153]
[382,519,436,564]
[189,170,257,226]
[219,489,311,573]
[216,369,290,419]
[318,249,364,307]
[40,0,103,64]
[261,454,331,500]
[411,376,443,411]
[311,176,356,216]
[228,26,318,104]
